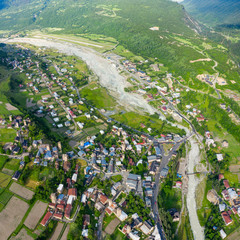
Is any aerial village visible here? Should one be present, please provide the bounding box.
[0,44,189,239]
[0,42,239,239]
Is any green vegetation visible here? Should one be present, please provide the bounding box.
[103,213,116,230]
[115,192,126,204]
[0,155,8,170]
[0,128,17,143]
[3,158,20,172]
[104,228,127,240]
[183,0,240,27]
[1,0,238,86]
[113,112,185,136]
[110,175,122,182]
[124,191,150,221]
[81,83,116,109]
[0,172,11,187]
[158,145,185,239]
[0,190,12,205]
[204,204,224,240]
[177,206,194,240]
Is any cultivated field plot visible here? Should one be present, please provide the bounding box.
[3,158,20,173]
[11,228,34,240]
[60,225,70,240]
[0,190,13,205]
[0,196,29,240]
[24,200,48,229]
[0,172,11,187]
[229,165,240,173]
[50,222,64,240]
[105,218,120,235]
[9,182,34,200]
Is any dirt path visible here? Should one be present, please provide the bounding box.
[186,136,204,240]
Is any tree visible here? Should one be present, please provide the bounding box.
[0,144,4,154]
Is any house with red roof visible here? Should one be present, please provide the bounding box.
[221,211,233,226]
[53,213,63,220]
[223,180,230,189]
[219,174,224,181]
[56,204,65,212]
[40,211,52,226]
[68,188,77,200]
[99,193,108,205]
[65,204,72,220]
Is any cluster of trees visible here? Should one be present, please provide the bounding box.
[92,177,112,197]
[68,203,95,240]
[159,208,175,240]
[207,149,230,172]
[204,204,224,240]
[37,221,57,240]
[124,191,150,221]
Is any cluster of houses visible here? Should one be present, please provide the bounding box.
[78,125,173,179]
[185,104,206,122]
[122,60,151,81]
[119,213,156,240]
[1,115,31,155]
[207,176,240,239]
[80,186,158,240]
[41,179,78,226]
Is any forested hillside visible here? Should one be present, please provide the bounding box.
[183,0,240,27]
[1,0,240,88]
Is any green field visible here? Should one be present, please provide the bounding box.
[224,172,239,185]
[81,83,116,109]
[3,159,20,172]
[0,190,13,205]
[104,229,127,240]
[0,156,8,170]
[113,112,185,136]
[0,67,21,116]
[207,120,240,163]
[0,172,11,187]
[103,213,116,230]
[0,128,17,143]
[110,175,122,182]
[0,202,4,211]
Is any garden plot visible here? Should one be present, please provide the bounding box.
[24,200,48,229]
[11,228,34,240]
[0,172,11,187]
[50,222,64,240]
[105,218,120,235]
[0,196,29,240]
[9,182,34,200]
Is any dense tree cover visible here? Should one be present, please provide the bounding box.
[159,208,175,240]
[37,221,57,240]
[1,0,236,84]
[157,145,185,238]
[68,203,96,240]
[183,0,240,27]
[0,144,4,154]
[124,191,150,221]
[207,173,225,194]
[207,149,230,172]
[181,90,240,143]
[204,204,224,240]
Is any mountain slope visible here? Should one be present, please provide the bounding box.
[1,0,240,91]
[183,0,240,27]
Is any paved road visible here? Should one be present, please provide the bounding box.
[151,136,188,240]
[97,206,108,240]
